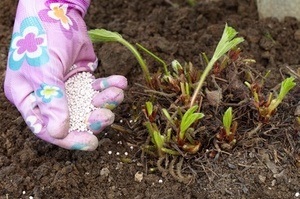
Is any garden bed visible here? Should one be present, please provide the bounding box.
[0,0,299,198]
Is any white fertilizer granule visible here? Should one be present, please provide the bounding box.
[65,72,98,133]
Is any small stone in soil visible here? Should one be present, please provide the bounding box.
[134,171,143,182]
[100,167,110,176]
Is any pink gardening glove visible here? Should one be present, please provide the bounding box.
[4,0,127,150]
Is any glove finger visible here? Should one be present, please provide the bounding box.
[92,75,128,91]
[92,87,124,109]
[86,108,115,135]
[22,97,99,151]
[36,125,99,151]
[50,131,99,151]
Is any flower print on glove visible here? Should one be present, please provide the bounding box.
[38,1,79,39]
[8,16,49,70]
[4,0,128,151]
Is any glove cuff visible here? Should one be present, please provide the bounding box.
[66,0,91,16]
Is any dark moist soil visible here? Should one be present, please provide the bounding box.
[0,0,299,198]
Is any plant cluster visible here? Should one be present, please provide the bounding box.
[88,24,297,181]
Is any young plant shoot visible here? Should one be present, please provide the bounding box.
[216,107,237,147]
[144,121,165,157]
[179,105,204,145]
[245,77,296,122]
[190,24,244,107]
[144,101,205,155]
[143,102,178,157]
[267,77,296,115]
[165,105,204,154]
[144,101,156,123]
[178,105,204,153]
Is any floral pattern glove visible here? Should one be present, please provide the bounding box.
[4,0,128,151]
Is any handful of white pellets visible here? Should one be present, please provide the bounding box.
[65,72,98,133]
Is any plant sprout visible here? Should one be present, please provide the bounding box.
[190,24,244,107]
[144,101,156,122]
[268,77,296,114]
[223,107,233,137]
[179,105,204,145]
[171,60,183,75]
[88,29,151,84]
[216,107,238,148]
[144,122,165,157]
[144,102,205,155]
[145,101,154,116]
[245,77,296,122]
[143,102,178,157]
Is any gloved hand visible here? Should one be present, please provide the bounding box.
[4,0,127,151]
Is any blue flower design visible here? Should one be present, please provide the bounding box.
[8,17,49,71]
[89,121,102,131]
[71,143,89,150]
[103,101,118,110]
[36,83,63,103]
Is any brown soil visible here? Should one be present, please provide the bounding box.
[0,0,299,198]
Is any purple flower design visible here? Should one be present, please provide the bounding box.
[38,0,78,39]
[17,33,44,54]
[9,17,49,70]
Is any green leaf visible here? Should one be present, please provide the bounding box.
[213,24,244,61]
[161,147,180,155]
[171,60,183,75]
[88,28,151,84]
[180,105,204,140]
[153,130,164,151]
[278,77,296,101]
[144,122,165,157]
[162,108,175,126]
[223,107,233,135]
[145,101,153,116]
[88,29,123,43]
